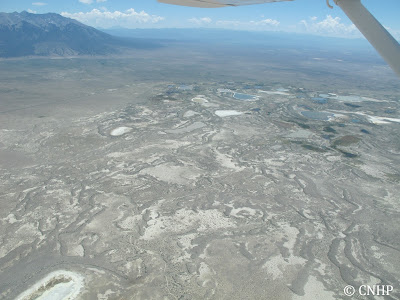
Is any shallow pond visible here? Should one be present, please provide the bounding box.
[311,97,328,104]
[233,93,257,100]
[301,111,334,121]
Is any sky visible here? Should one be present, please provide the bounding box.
[1,0,400,39]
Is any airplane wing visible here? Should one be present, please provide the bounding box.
[158,0,292,8]
[158,0,400,78]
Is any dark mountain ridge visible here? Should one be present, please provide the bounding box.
[0,11,158,57]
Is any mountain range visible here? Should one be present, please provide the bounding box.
[0,11,377,59]
[0,11,158,57]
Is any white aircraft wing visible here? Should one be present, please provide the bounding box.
[158,0,292,8]
[158,0,400,78]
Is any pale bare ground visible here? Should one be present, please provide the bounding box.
[0,54,399,299]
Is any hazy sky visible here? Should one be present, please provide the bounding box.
[2,0,400,39]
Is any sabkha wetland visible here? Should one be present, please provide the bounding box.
[0,25,400,299]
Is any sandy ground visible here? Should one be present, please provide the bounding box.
[0,59,399,300]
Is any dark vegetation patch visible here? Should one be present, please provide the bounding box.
[385,173,400,182]
[294,122,311,129]
[289,140,327,153]
[274,121,295,129]
[333,135,361,147]
[323,126,337,133]
[150,93,178,102]
[360,129,370,134]
[301,144,327,152]
[344,103,361,108]
[338,149,359,158]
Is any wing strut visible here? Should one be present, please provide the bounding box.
[333,0,400,77]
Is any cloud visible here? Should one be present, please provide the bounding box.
[32,2,46,5]
[27,9,37,13]
[188,17,212,25]
[252,19,280,26]
[61,8,165,28]
[300,15,360,38]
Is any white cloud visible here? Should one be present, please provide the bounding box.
[61,8,165,29]
[252,18,280,26]
[300,15,360,38]
[188,17,212,25]
[27,9,37,13]
[32,2,47,5]
[97,0,107,2]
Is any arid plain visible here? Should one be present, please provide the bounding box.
[0,42,399,299]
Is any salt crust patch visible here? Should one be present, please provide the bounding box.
[215,110,243,117]
[173,233,198,263]
[198,262,215,287]
[263,255,306,280]
[141,209,234,240]
[97,289,115,300]
[327,110,400,125]
[0,222,41,259]
[286,129,313,139]
[192,97,208,104]
[106,152,127,158]
[292,276,335,300]
[165,122,206,134]
[16,270,84,300]
[68,244,84,257]
[183,110,198,118]
[358,164,387,178]
[380,191,399,211]
[329,95,384,103]
[214,150,244,171]
[177,233,197,252]
[264,158,286,167]
[259,90,291,96]
[117,215,142,230]
[191,96,219,107]
[354,112,400,124]
[110,127,132,136]
[217,88,232,93]
[140,163,202,185]
[229,206,260,219]
[4,213,18,224]
[263,223,306,280]
[107,140,191,158]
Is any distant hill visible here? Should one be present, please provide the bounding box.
[104,28,373,52]
[0,11,159,57]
